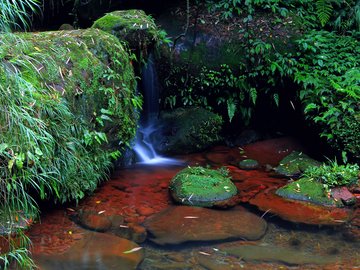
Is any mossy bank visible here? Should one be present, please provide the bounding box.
[0,28,140,218]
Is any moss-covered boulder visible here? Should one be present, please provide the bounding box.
[152,107,223,154]
[0,29,140,208]
[275,178,343,207]
[169,167,238,207]
[92,10,159,57]
[274,151,321,178]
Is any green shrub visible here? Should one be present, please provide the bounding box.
[304,160,359,192]
[295,30,360,160]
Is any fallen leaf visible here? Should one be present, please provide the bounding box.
[199,251,211,256]
[123,247,143,254]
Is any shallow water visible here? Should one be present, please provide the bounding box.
[27,137,360,270]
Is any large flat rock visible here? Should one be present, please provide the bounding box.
[143,206,267,245]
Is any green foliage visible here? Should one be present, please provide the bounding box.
[304,160,359,191]
[207,0,288,19]
[0,230,35,269]
[162,0,358,159]
[294,31,359,159]
[0,0,40,32]
[316,0,333,27]
[331,0,360,33]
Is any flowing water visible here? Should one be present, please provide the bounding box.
[27,137,359,270]
[133,53,177,165]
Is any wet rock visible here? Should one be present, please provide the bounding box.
[274,151,320,178]
[331,187,356,206]
[250,190,353,226]
[137,205,156,216]
[76,211,112,232]
[169,166,238,208]
[222,244,338,265]
[34,232,144,269]
[128,223,147,243]
[152,107,223,155]
[276,178,342,207]
[143,206,267,245]
[113,222,147,244]
[238,159,259,170]
[59,24,74,30]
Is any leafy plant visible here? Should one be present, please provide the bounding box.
[0,0,40,32]
[316,0,334,27]
[304,160,359,192]
[294,30,359,159]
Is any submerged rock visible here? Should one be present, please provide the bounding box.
[238,159,260,170]
[143,206,267,245]
[169,166,238,207]
[76,211,112,232]
[34,232,144,269]
[274,151,320,178]
[222,244,338,265]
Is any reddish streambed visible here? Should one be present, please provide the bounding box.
[27,137,359,269]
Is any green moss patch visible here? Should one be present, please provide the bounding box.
[274,151,321,178]
[169,167,237,207]
[276,178,342,207]
[92,10,159,56]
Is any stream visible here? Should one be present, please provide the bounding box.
[27,137,359,270]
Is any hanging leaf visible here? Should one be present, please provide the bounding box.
[227,98,236,122]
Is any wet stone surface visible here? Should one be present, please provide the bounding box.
[143,206,267,245]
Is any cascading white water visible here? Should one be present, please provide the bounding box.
[133,54,179,165]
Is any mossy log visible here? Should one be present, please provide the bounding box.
[0,28,140,206]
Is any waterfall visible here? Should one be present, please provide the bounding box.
[133,54,179,165]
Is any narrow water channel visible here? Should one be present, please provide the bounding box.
[27,137,359,269]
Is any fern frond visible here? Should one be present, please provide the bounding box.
[316,0,333,27]
[249,87,257,105]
